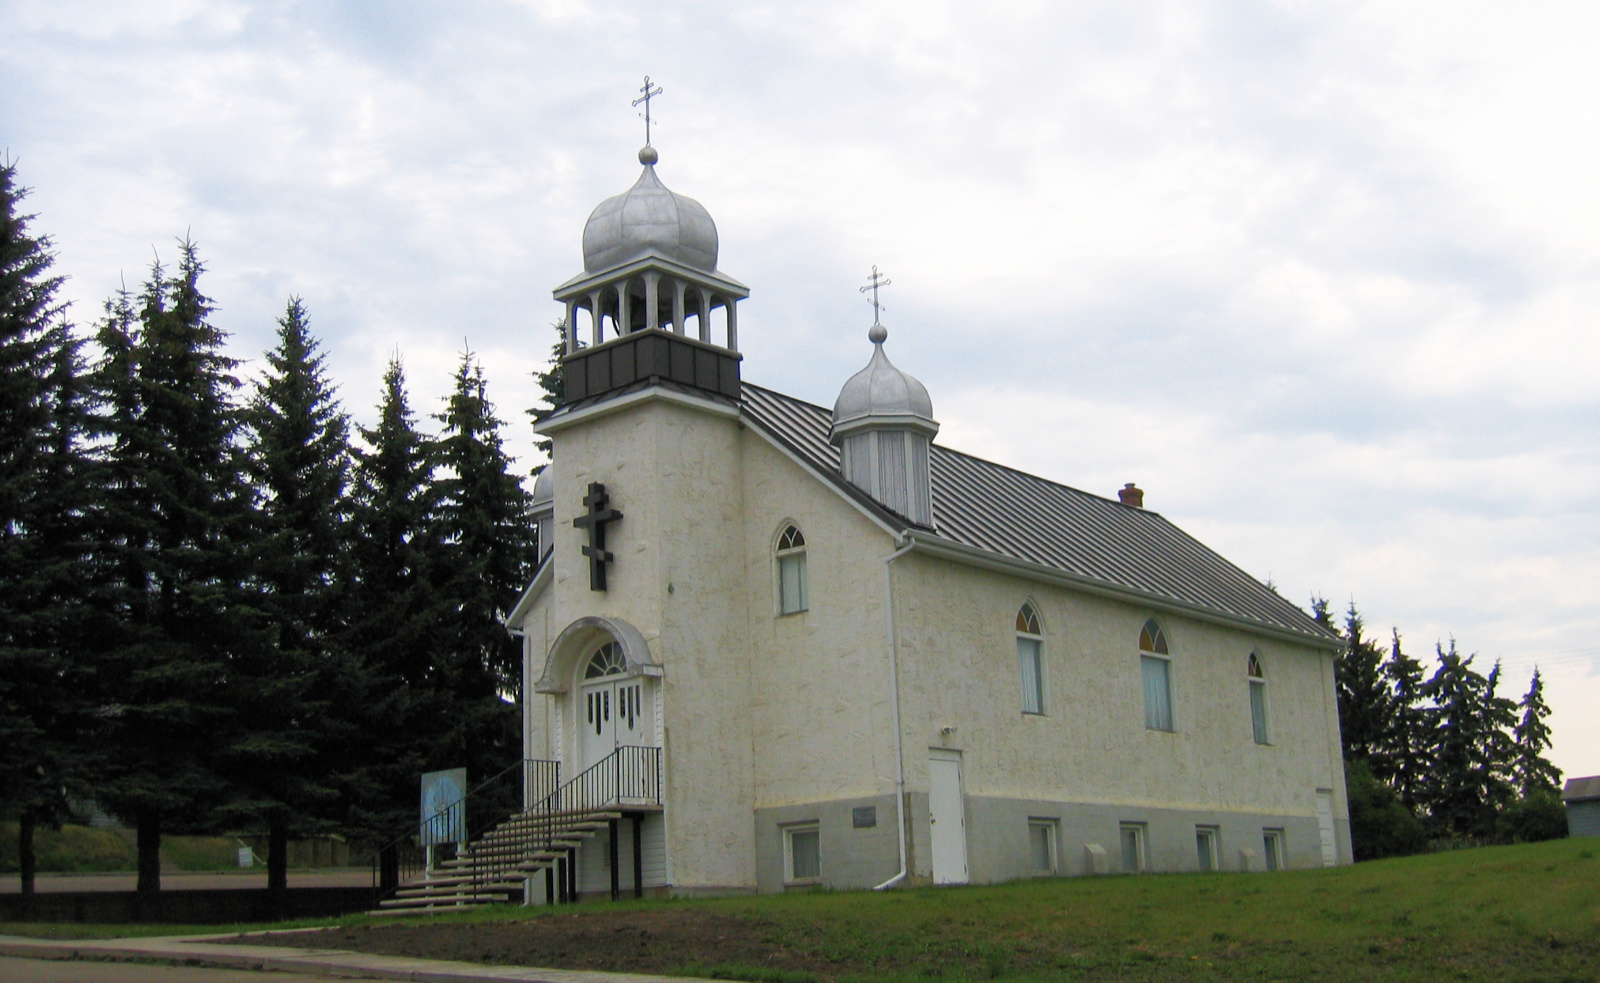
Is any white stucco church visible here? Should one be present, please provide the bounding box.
[503,140,1352,901]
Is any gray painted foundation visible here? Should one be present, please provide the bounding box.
[754,792,1347,893]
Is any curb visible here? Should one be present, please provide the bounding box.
[0,933,712,983]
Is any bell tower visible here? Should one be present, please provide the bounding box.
[551,143,749,405]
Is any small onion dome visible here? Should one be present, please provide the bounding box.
[531,465,554,512]
[582,147,719,274]
[831,324,938,442]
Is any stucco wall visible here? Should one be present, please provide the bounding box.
[890,551,1351,870]
[535,395,760,891]
[737,430,900,810]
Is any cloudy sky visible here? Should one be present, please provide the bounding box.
[3,1,1596,777]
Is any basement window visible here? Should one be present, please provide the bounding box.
[1028,819,1058,874]
[784,823,820,884]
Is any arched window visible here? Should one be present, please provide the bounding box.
[1016,602,1045,714]
[776,524,808,615]
[1248,653,1269,744]
[585,641,626,678]
[1139,618,1173,732]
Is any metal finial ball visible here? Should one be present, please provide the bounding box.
[868,324,888,344]
[638,145,659,165]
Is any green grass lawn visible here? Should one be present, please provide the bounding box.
[5,838,1597,981]
[0,822,334,873]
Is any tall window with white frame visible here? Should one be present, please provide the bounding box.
[1016,602,1045,714]
[776,525,808,615]
[1139,619,1173,731]
[1248,653,1269,744]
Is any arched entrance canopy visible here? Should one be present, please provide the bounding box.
[534,615,660,694]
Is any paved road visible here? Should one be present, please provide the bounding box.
[0,955,329,981]
[1,870,372,893]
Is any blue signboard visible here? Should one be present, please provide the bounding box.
[419,768,466,846]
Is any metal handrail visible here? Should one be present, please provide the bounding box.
[369,758,560,902]
[459,746,662,898]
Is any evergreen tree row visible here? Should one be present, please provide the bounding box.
[0,161,536,906]
[1315,599,1566,860]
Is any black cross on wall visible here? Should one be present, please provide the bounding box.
[572,482,624,591]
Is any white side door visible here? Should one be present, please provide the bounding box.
[929,750,969,885]
[1315,789,1338,867]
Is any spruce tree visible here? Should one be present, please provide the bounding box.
[425,351,530,804]
[229,297,354,911]
[527,318,568,460]
[341,357,450,878]
[89,242,257,893]
[1510,668,1562,798]
[1376,629,1430,811]
[1418,641,1516,838]
[1333,603,1392,764]
[433,350,535,699]
[0,159,94,896]
[247,297,351,649]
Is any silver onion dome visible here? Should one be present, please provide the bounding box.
[831,325,937,438]
[531,465,554,510]
[581,147,719,274]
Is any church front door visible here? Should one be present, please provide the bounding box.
[578,641,653,774]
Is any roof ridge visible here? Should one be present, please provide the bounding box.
[739,380,1332,643]
[743,381,1135,511]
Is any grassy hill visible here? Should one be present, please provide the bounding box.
[253,836,1600,981]
[6,837,1597,981]
[0,822,241,873]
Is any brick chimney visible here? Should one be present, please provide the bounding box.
[1118,482,1144,508]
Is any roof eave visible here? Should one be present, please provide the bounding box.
[902,531,1343,651]
[554,253,749,300]
[739,408,910,542]
[537,383,741,436]
[505,555,554,629]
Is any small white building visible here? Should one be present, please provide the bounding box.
[506,144,1352,900]
[1564,776,1600,837]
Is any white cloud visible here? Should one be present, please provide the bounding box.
[2,0,1596,776]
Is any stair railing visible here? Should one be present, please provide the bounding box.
[469,745,663,897]
[369,757,560,904]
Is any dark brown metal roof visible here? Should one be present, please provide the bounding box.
[741,382,1337,646]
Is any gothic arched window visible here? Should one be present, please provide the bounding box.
[1016,602,1045,714]
[1248,653,1269,744]
[1139,618,1173,731]
[776,524,808,615]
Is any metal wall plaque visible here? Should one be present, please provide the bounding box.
[852,806,877,829]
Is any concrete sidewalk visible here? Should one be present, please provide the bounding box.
[0,932,713,983]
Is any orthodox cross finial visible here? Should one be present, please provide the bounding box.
[573,482,624,591]
[859,265,892,328]
[633,76,664,147]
